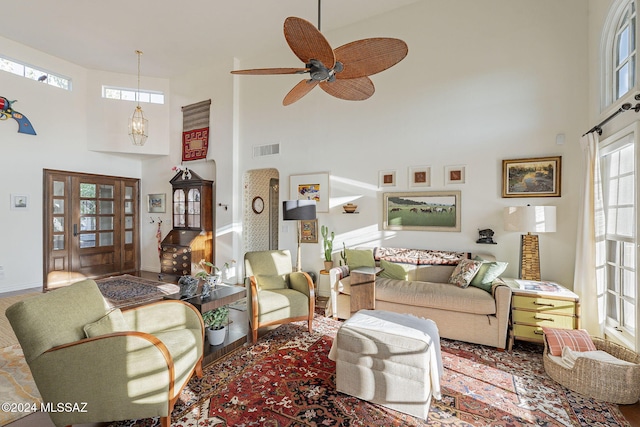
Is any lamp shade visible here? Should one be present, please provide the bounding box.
[282,200,316,221]
[504,206,556,233]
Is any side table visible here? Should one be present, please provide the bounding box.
[504,278,580,350]
[350,266,383,314]
[317,269,331,298]
[183,283,247,366]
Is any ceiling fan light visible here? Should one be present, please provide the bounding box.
[129,105,148,146]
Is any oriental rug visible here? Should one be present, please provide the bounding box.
[95,274,179,309]
[109,315,630,427]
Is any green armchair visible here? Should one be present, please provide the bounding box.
[5,279,204,427]
[244,250,315,342]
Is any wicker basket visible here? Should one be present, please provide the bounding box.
[543,336,640,404]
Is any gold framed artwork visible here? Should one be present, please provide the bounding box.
[290,172,330,212]
[383,191,461,232]
[502,156,561,198]
[409,166,431,187]
[300,219,318,243]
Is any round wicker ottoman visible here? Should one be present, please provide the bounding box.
[543,336,640,404]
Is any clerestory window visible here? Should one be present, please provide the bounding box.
[603,0,637,109]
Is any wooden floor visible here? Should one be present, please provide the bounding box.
[3,273,640,426]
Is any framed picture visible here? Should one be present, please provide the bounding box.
[147,193,166,213]
[10,194,29,210]
[300,219,318,243]
[383,191,461,232]
[445,165,466,184]
[502,156,561,198]
[379,170,397,187]
[290,172,330,212]
[409,166,431,187]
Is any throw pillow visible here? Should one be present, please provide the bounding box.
[470,256,508,292]
[345,249,375,269]
[83,309,129,338]
[542,327,596,356]
[379,259,409,280]
[448,259,483,288]
[255,274,288,290]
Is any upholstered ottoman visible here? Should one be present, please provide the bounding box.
[329,310,442,420]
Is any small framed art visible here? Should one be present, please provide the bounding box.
[379,170,397,187]
[409,166,431,187]
[445,165,466,184]
[300,219,318,243]
[290,172,330,212]
[147,193,166,213]
[502,156,561,197]
[10,194,29,210]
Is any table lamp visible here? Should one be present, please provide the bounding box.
[503,205,556,281]
[283,200,317,271]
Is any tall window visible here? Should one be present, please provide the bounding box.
[600,129,637,349]
[603,0,637,109]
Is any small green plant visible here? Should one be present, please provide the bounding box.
[195,259,221,280]
[321,225,335,262]
[201,306,229,330]
[339,242,347,266]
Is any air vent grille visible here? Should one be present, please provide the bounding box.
[253,143,280,157]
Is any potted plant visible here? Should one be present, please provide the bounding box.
[321,225,335,270]
[195,259,222,297]
[201,306,229,346]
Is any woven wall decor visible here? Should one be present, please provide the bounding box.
[181,99,211,161]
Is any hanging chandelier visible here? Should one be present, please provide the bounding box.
[128,50,148,146]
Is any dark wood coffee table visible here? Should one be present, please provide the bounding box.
[181,284,247,366]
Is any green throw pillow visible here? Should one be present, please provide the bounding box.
[470,256,508,292]
[379,259,409,280]
[256,274,288,290]
[345,249,375,269]
[83,309,129,338]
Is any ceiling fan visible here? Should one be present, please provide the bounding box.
[231,12,408,106]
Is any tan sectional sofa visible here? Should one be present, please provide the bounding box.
[327,247,512,350]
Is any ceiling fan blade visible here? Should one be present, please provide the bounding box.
[231,68,309,75]
[334,38,408,79]
[319,77,375,101]
[284,17,335,69]
[283,79,319,106]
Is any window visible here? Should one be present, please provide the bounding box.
[600,128,637,348]
[102,86,164,104]
[602,0,637,109]
[0,54,72,90]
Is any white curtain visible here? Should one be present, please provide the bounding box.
[574,132,606,336]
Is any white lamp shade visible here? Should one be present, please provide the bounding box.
[504,206,556,233]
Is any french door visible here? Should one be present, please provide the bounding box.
[43,170,140,290]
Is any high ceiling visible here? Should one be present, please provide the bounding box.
[0,0,420,78]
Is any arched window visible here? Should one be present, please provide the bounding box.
[602,0,637,109]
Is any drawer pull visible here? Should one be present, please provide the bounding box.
[533,301,555,307]
[534,330,544,335]
[534,316,554,322]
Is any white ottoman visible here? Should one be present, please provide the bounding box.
[329,310,442,420]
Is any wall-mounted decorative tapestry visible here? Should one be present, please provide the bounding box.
[181,99,211,161]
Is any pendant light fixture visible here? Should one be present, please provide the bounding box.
[128,50,148,146]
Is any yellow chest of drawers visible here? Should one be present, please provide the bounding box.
[506,279,580,350]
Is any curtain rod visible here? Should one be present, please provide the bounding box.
[583,94,640,136]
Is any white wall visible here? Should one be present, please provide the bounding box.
[1,0,592,292]
[234,0,587,286]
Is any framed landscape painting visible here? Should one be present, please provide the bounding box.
[383,191,461,232]
[502,156,561,198]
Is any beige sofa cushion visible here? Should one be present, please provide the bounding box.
[375,277,497,315]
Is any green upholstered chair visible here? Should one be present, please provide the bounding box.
[244,250,315,342]
[5,279,204,427]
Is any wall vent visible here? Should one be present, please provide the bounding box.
[253,143,280,158]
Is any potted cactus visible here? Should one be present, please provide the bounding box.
[321,225,335,270]
[201,306,229,346]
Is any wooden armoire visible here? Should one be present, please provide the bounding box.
[160,169,213,277]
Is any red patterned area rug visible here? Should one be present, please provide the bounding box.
[110,315,630,427]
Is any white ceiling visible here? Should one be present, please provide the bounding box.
[0,0,420,78]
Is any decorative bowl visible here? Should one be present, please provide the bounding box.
[343,203,358,213]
